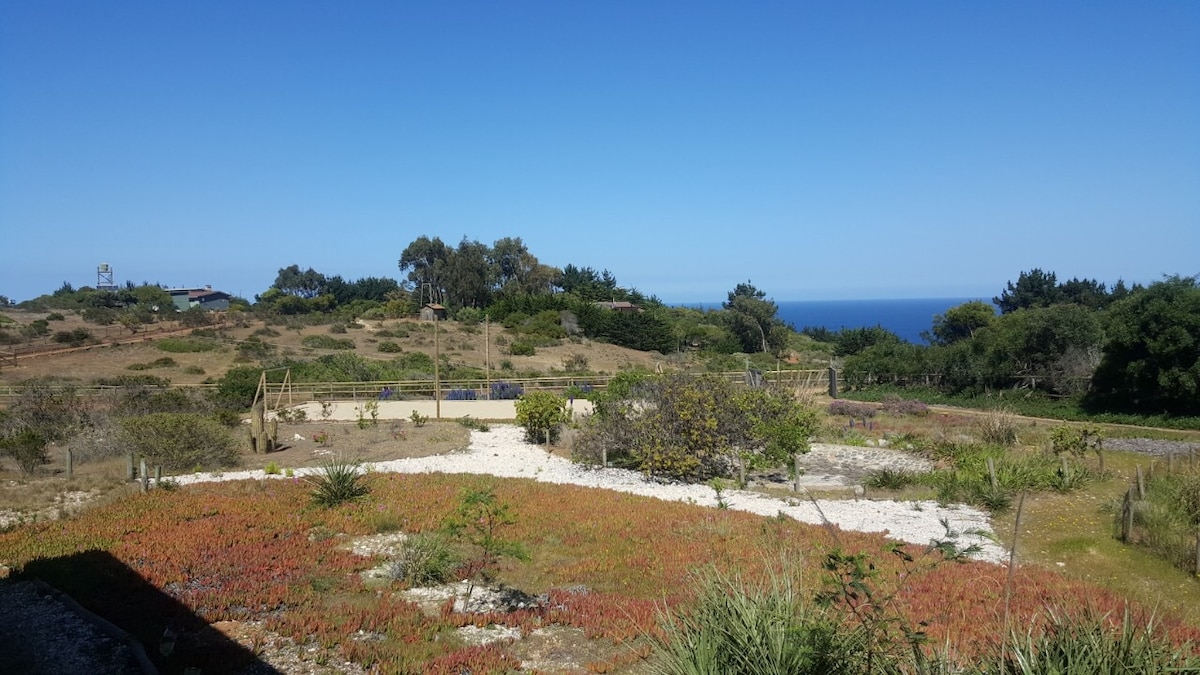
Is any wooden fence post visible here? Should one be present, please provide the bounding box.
[1121,487,1134,543]
[794,454,802,493]
[827,367,838,399]
[1136,465,1146,499]
[139,459,148,493]
[987,457,998,490]
[65,448,73,480]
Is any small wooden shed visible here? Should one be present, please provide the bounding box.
[420,303,448,321]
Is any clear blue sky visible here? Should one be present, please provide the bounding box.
[2,1,1197,304]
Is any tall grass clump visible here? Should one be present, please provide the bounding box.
[976,408,1020,446]
[919,442,1091,512]
[1127,469,1200,572]
[307,459,371,507]
[387,533,460,586]
[648,566,846,675]
[1002,608,1199,673]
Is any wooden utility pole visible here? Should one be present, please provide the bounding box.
[434,317,441,419]
[485,316,491,400]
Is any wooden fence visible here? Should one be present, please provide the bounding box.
[1,369,833,407]
[1120,452,1200,578]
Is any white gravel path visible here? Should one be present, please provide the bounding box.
[176,425,1006,564]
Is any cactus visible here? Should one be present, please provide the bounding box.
[250,401,268,453]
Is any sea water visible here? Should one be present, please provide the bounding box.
[775,298,988,344]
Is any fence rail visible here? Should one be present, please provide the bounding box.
[0,320,200,367]
[1,369,834,407]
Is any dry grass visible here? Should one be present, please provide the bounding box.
[1,312,668,387]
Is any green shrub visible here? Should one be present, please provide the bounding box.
[328,323,348,334]
[46,312,66,321]
[95,375,170,387]
[307,459,371,507]
[81,307,118,325]
[117,413,238,471]
[508,341,535,356]
[0,429,49,475]
[126,357,177,371]
[237,336,275,360]
[264,461,281,475]
[52,328,93,346]
[387,533,460,586]
[515,391,568,444]
[156,337,220,353]
[182,365,205,375]
[454,307,486,326]
[252,327,281,338]
[457,416,490,432]
[301,334,356,350]
[378,341,403,353]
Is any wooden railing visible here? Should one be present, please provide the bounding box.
[1,369,833,407]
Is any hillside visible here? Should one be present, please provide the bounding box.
[0,309,673,388]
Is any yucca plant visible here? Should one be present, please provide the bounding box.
[865,467,920,491]
[307,458,370,507]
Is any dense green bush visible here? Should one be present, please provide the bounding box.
[156,337,220,353]
[377,341,403,353]
[0,430,49,474]
[127,357,177,370]
[95,374,170,387]
[508,341,535,356]
[81,306,118,325]
[52,328,93,346]
[237,336,276,360]
[575,373,819,481]
[117,413,238,471]
[514,391,568,444]
[301,335,356,350]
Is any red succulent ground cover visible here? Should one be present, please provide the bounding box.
[1,473,1197,672]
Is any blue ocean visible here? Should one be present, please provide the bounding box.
[775,298,987,344]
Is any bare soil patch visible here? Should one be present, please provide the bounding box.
[237,420,471,471]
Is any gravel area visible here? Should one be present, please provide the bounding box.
[1103,437,1200,458]
[0,579,146,675]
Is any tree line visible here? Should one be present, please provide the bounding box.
[832,269,1200,417]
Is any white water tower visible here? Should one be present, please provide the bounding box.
[97,263,117,291]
